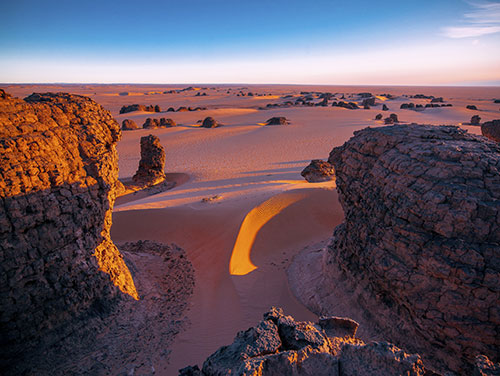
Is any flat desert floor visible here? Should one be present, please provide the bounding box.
[5,84,500,374]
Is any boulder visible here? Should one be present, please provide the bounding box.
[177,106,189,112]
[266,117,289,125]
[431,97,444,103]
[132,134,166,185]
[201,117,219,128]
[361,97,376,107]
[375,113,383,120]
[119,104,146,114]
[160,118,176,127]
[319,124,499,373]
[167,107,175,112]
[382,104,388,111]
[301,160,335,182]
[122,119,139,130]
[466,105,478,110]
[481,119,500,142]
[154,105,161,112]
[471,115,481,125]
[143,117,160,129]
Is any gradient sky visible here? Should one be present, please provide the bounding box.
[1,0,500,85]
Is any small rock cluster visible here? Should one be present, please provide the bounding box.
[119,104,161,114]
[143,117,176,129]
[132,135,166,185]
[323,124,499,373]
[301,160,336,182]
[179,307,439,376]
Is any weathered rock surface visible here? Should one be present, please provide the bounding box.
[122,118,139,130]
[481,119,500,142]
[0,91,138,373]
[119,104,160,114]
[313,124,499,374]
[301,160,336,183]
[180,307,435,376]
[132,134,166,185]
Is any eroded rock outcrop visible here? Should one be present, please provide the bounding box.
[0,91,138,371]
[315,124,499,373]
[179,307,434,376]
[481,119,500,142]
[301,160,336,183]
[132,134,166,185]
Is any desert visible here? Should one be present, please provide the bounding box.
[1,1,500,375]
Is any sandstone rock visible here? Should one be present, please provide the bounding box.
[471,115,481,125]
[183,307,436,376]
[320,124,499,373]
[143,117,160,129]
[132,135,166,185]
[301,160,335,182]
[122,119,139,130]
[266,117,289,125]
[481,119,500,142]
[0,88,12,99]
[339,342,427,376]
[467,105,478,110]
[177,106,189,112]
[0,91,137,372]
[201,117,219,128]
[160,118,176,127]
[361,97,376,107]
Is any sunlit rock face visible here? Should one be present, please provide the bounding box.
[0,90,137,369]
[325,124,500,374]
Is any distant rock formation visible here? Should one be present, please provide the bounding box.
[122,118,139,130]
[301,160,336,182]
[361,97,376,107]
[160,118,176,127]
[201,117,219,128]
[471,115,481,125]
[382,104,388,111]
[481,119,500,142]
[295,124,499,374]
[431,97,444,103]
[332,101,359,110]
[179,307,440,376]
[266,117,289,125]
[132,135,166,185]
[143,117,177,129]
[466,105,478,110]
[384,113,399,124]
[0,91,138,372]
[119,104,161,114]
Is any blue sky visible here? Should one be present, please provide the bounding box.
[1,0,499,84]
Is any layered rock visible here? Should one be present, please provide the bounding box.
[179,307,435,376]
[132,134,166,185]
[0,91,138,371]
[481,119,500,142]
[315,124,499,373]
[301,160,336,183]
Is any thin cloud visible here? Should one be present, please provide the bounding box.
[442,1,500,38]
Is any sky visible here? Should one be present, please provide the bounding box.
[1,0,499,85]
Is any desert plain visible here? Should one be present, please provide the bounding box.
[2,83,499,375]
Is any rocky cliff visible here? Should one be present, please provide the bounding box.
[0,90,138,370]
[298,124,499,374]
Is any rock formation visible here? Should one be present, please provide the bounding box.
[202,117,219,128]
[467,105,478,110]
[132,134,166,185]
[119,104,160,114]
[143,117,160,129]
[375,113,383,120]
[122,118,139,130]
[382,104,388,111]
[301,160,336,182]
[179,307,439,376]
[160,117,176,127]
[298,124,499,374]
[471,115,481,125]
[481,119,500,142]
[266,117,289,125]
[0,91,138,372]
